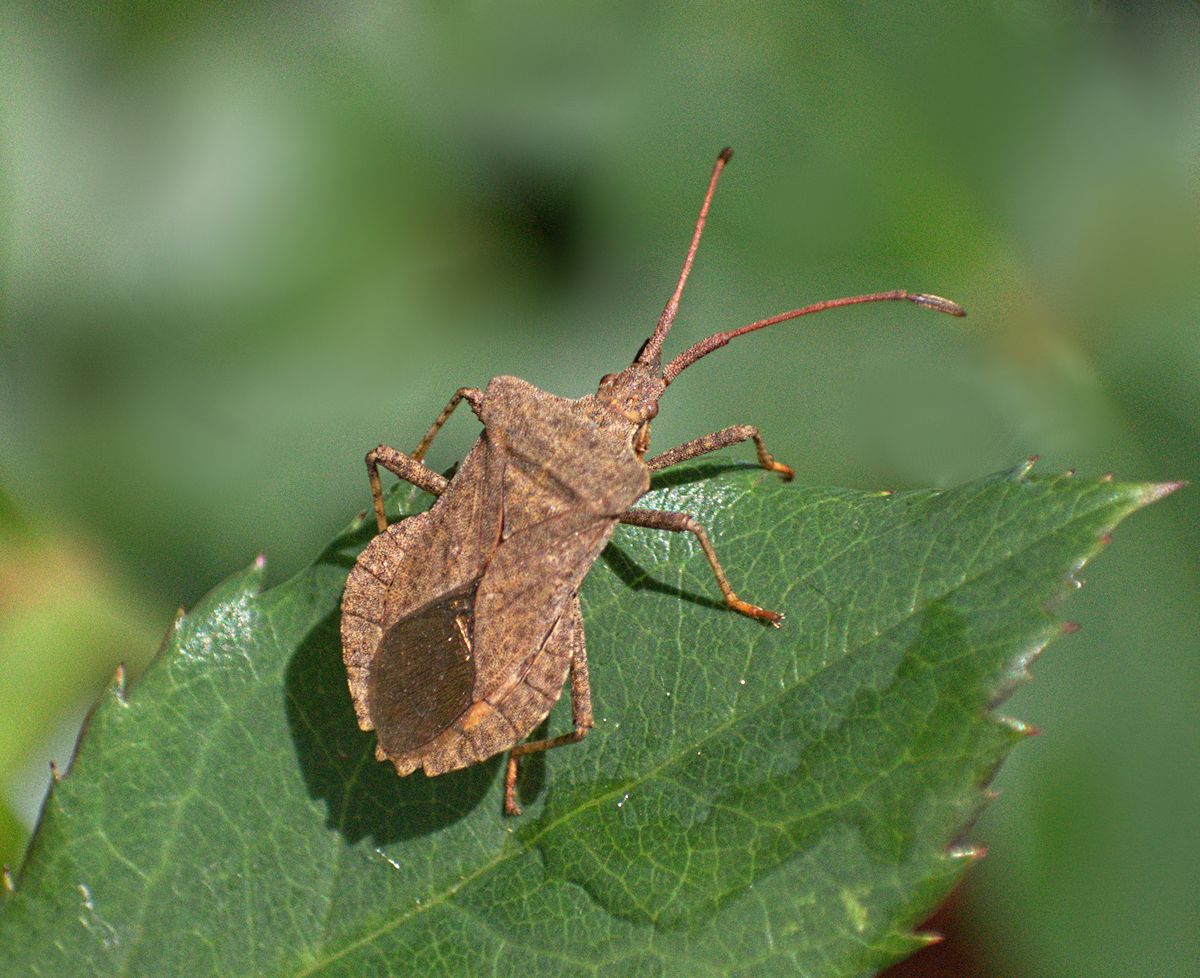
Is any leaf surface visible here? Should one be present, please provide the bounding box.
[0,464,1169,976]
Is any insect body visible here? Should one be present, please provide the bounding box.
[340,149,964,814]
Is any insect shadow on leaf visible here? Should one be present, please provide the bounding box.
[600,541,727,614]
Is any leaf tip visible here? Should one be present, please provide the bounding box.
[994,623,1058,700]
[155,607,187,658]
[948,844,988,864]
[998,715,1041,739]
[225,554,268,598]
[1140,480,1187,506]
[1012,455,1039,481]
[109,662,128,704]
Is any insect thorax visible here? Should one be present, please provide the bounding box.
[480,376,649,520]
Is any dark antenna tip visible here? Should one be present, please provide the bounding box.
[908,293,966,317]
[718,146,733,163]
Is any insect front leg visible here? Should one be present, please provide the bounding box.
[646,424,794,480]
[620,507,783,626]
[504,633,594,817]
[365,446,450,533]
[412,387,484,462]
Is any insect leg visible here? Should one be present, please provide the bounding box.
[412,387,484,462]
[619,507,784,626]
[504,634,594,817]
[365,445,450,533]
[646,425,794,480]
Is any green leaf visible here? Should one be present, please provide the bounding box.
[0,464,1172,977]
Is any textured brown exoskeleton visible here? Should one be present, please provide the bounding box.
[340,148,965,815]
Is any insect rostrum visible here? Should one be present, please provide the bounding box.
[340,148,965,816]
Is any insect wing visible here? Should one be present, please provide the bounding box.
[342,438,503,740]
[368,580,479,760]
[471,508,617,696]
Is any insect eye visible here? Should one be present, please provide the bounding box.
[599,373,617,386]
[645,401,659,419]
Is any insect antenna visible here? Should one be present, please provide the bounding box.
[636,147,733,367]
[662,290,966,385]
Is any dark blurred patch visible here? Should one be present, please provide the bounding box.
[473,151,587,285]
[1091,0,1200,26]
[1088,0,1200,74]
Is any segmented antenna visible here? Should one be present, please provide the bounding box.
[663,291,966,384]
[637,147,733,366]
[636,149,966,381]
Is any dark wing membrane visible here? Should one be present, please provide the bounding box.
[368,581,478,759]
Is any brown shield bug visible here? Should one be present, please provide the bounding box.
[340,148,965,815]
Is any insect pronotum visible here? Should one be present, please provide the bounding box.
[340,148,965,814]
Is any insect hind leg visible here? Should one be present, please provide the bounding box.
[504,628,593,817]
[620,507,783,626]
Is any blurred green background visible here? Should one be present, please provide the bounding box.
[1,2,1197,974]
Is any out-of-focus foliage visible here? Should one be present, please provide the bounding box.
[1,2,1196,974]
